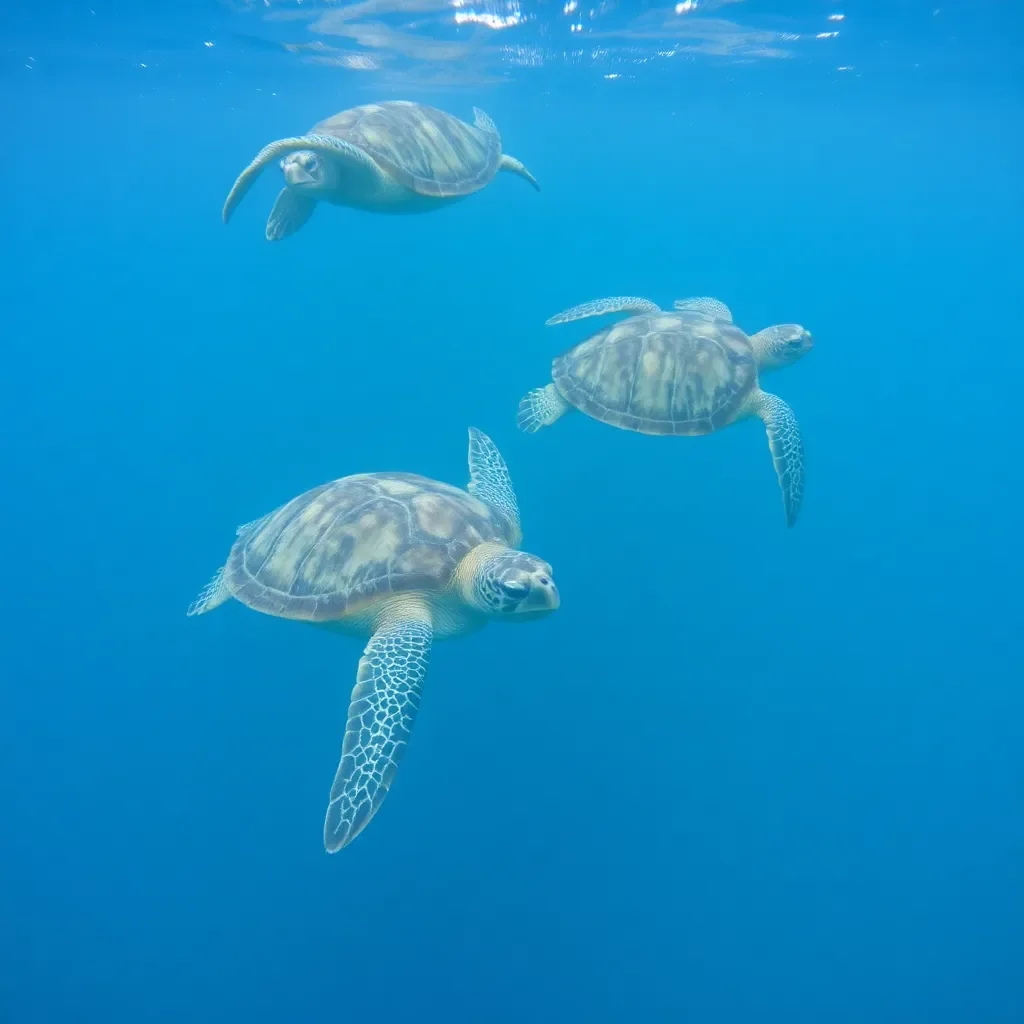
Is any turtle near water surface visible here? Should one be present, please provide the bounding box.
[223,100,540,240]
[187,429,559,852]
[517,296,813,527]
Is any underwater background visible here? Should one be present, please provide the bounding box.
[2,1,1022,1021]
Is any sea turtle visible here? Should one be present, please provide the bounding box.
[187,428,559,852]
[222,100,540,240]
[517,296,813,526]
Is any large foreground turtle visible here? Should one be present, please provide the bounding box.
[223,100,540,240]
[187,429,559,851]
[517,296,813,526]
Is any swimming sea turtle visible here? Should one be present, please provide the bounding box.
[517,296,813,526]
[222,100,540,240]
[187,428,559,852]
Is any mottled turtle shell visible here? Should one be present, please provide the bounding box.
[553,311,758,436]
[223,473,514,622]
[311,101,500,199]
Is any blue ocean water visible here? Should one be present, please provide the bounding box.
[2,1,1022,1020]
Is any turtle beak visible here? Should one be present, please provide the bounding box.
[284,168,315,187]
[283,160,317,187]
[525,576,559,613]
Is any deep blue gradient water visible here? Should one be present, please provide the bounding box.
[2,2,1023,1021]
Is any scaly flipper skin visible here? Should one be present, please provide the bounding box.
[545,296,660,326]
[466,427,522,543]
[672,297,734,323]
[499,154,540,191]
[469,107,540,190]
[472,106,499,136]
[324,608,432,853]
[185,515,267,615]
[751,390,804,527]
[516,384,572,433]
[222,133,375,225]
[266,188,317,241]
[186,566,231,616]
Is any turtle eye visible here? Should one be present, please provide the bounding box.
[501,580,529,598]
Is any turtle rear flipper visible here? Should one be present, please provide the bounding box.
[186,565,232,616]
[517,384,571,433]
[499,154,540,191]
[472,106,499,136]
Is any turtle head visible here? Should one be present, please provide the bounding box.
[753,324,814,372]
[464,546,559,621]
[280,149,339,193]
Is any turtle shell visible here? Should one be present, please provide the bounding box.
[223,472,513,622]
[553,312,758,436]
[311,101,501,199]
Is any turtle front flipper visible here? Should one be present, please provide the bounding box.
[466,427,522,544]
[324,605,433,853]
[545,297,660,325]
[222,133,376,225]
[751,390,805,528]
[673,297,733,323]
[266,188,316,241]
